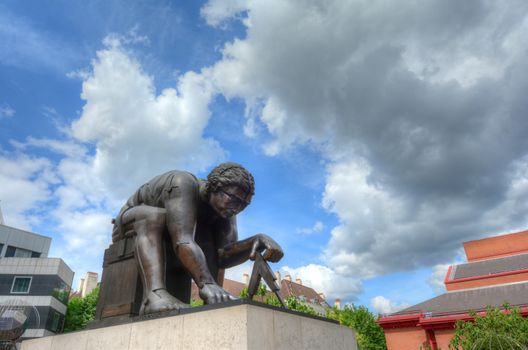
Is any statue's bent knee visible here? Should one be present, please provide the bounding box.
[122,206,165,223]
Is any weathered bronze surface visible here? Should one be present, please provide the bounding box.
[96,163,283,318]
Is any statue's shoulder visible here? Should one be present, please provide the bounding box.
[154,170,200,188]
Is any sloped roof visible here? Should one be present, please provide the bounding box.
[280,280,325,304]
[452,253,528,280]
[395,282,528,316]
[223,278,247,296]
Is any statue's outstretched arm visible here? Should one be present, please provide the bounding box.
[218,218,283,268]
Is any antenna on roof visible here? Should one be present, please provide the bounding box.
[0,200,5,225]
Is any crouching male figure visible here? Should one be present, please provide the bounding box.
[112,162,283,315]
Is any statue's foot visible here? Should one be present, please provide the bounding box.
[140,289,190,315]
[199,283,238,304]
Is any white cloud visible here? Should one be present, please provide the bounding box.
[297,221,324,235]
[280,264,362,301]
[0,104,14,119]
[11,137,87,158]
[428,264,451,294]
[72,38,225,200]
[200,0,250,27]
[224,260,252,283]
[0,154,56,229]
[103,27,151,47]
[56,210,111,254]
[370,295,410,315]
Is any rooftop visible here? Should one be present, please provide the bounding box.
[452,252,528,280]
[395,281,528,317]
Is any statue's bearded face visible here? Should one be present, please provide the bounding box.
[209,185,252,218]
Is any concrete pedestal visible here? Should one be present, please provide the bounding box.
[21,301,357,350]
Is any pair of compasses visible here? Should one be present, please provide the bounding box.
[247,252,288,309]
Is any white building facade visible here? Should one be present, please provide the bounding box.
[0,224,73,339]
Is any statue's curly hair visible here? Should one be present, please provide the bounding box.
[205,162,255,200]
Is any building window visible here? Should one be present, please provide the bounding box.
[52,280,70,304]
[5,246,16,257]
[11,276,32,294]
[50,312,61,332]
[14,247,32,258]
[5,246,33,258]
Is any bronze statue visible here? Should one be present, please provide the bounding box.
[110,162,283,315]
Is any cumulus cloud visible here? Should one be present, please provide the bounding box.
[280,264,362,301]
[44,36,227,261]
[72,38,225,200]
[202,0,528,280]
[371,295,410,315]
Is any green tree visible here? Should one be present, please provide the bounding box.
[263,295,318,315]
[63,287,99,332]
[327,305,387,350]
[239,283,267,298]
[190,299,204,307]
[449,304,528,350]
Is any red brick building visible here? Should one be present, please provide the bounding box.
[378,229,528,350]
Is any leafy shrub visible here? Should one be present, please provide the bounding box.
[449,304,528,350]
[63,287,99,332]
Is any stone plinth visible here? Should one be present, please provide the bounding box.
[21,300,357,350]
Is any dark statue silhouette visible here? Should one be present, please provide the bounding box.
[95,162,284,318]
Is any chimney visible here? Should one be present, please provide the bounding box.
[275,271,281,282]
[295,278,302,285]
[318,292,326,301]
[243,273,249,285]
[284,275,291,282]
[334,298,341,309]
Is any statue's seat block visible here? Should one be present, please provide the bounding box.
[95,235,192,321]
[96,237,142,319]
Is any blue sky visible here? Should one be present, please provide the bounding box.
[2,0,528,314]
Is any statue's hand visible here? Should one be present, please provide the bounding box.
[250,234,284,262]
[199,283,237,304]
